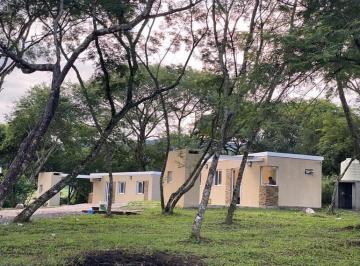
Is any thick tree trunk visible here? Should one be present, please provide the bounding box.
[225,150,248,224]
[328,158,354,214]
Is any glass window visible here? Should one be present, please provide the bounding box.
[167,171,173,183]
[118,182,126,194]
[260,166,278,186]
[136,181,144,194]
[214,170,222,185]
[39,185,43,193]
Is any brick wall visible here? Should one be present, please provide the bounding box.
[259,185,279,207]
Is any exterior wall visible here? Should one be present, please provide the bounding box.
[37,172,62,207]
[267,156,322,208]
[163,149,203,208]
[91,174,160,205]
[199,159,262,207]
[353,182,360,210]
[239,162,262,207]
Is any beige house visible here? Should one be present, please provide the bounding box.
[37,150,323,209]
[88,171,161,205]
[37,172,67,206]
[163,150,323,208]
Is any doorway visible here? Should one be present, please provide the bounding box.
[338,182,352,209]
[230,169,240,204]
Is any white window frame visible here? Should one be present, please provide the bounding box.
[136,181,144,194]
[260,166,278,186]
[214,170,222,186]
[167,171,173,183]
[118,181,126,194]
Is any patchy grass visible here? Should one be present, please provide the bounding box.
[0,208,360,265]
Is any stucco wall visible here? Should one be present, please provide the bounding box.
[239,163,262,207]
[91,174,160,205]
[267,156,322,208]
[199,155,322,208]
[37,172,62,206]
[163,149,202,208]
[199,159,262,207]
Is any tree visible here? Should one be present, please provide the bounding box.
[0,0,201,207]
[13,1,204,222]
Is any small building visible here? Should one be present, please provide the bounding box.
[336,158,360,210]
[163,149,323,209]
[88,171,161,205]
[37,172,67,206]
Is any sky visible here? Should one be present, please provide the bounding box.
[0,60,95,123]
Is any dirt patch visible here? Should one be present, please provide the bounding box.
[67,250,205,266]
[347,240,360,247]
[335,224,360,231]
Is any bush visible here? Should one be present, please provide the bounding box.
[322,175,335,205]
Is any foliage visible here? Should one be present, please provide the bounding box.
[253,99,357,175]
[0,208,360,265]
[322,175,335,205]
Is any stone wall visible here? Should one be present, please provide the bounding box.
[259,185,279,207]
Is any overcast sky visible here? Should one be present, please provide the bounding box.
[0,60,97,123]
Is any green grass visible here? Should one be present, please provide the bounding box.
[0,208,360,265]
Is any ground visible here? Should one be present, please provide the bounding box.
[0,207,360,265]
[0,203,126,223]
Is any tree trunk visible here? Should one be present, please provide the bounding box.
[164,145,213,215]
[337,77,360,157]
[190,108,231,241]
[0,77,61,207]
[12,86,176,222]
[13,116,116,222]
[328,158,354,214]
[106,172,113,217]
[225,150,248,224]
[191,150,221,241]
[159,93,170,212]
[106,149,114,217]
[67,186,72,205]
[135,132,147,171]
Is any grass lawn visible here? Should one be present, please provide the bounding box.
[0,207,360,265]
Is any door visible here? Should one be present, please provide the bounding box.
[338,183,352,209]
[230,169,240,204]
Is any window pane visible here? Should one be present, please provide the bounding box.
[214,171,222,185]
[137,181,144,194]
[118,182,126,194]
